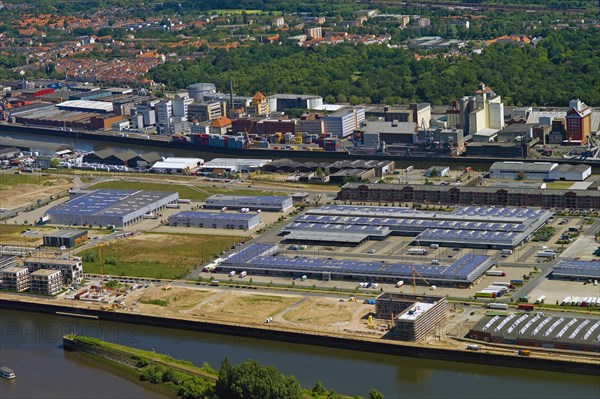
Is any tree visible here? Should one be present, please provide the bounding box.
[312,380,327,395]
[368,389,384,399]
[315,167,324,176]
[50,158,60,168]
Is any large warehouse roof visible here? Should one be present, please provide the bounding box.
[553,259,600,279]
[57,100,114,112]
[48,189,176,218]
[222,244,494,284]
[170,211,258,221]
[472,314,600,349]
[292,205,552,248]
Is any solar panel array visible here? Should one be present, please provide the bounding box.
[48,190,133,216]
[170,211,259,221]
[296,205,552,248]
[285,222,390,236]
[475,314,600,347]
[553,259,600,279]
[222,243,493,284]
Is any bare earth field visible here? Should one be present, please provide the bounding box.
[128,286,212,309]
[0,177,71,210]
[282,297,366,325]
[186,291,300,323]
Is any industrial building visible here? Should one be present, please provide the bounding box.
[0,267,31,292]
[376,293,447,341]
[469,314,600,352]
[267,94,323,112]
[285,205,553,249]
[324,107,365,137]
[220,243,494,287]
[30,269,63,295]
[204,195,293,212]
[198,158,272,174]
[150,157,203,174]
[24,257,83,284]
[337,183,600,210]
[552,259,600,281]
[168,212,260,230]
[42,229,88,248]
[46,189,178,228]
[489,162,591,181]
[83,149,162,168]
[56,100,114,113]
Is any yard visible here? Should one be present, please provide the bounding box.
[81,232,243,279]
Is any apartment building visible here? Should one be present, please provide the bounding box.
[24,257,83,284]
[0,267,31,292]
[30,269,63,295]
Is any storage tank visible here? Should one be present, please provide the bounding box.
[188,83,216,102]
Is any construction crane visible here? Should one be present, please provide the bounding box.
[97,242,108,288]
[412,265,430,295]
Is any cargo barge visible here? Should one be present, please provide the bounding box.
[3,123,600,170]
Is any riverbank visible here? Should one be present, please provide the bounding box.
[5,122,599,169]
[2,294,598,376]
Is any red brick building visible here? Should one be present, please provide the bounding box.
[565,99,592,145]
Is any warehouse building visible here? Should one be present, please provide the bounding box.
[376,293,447,341]
[168,212,260,230]
[337,183,600,210]
[328,159,395,177]
[43,229,88,248]
[150,157,203,174]
[469,314,600,352]
[552,259,600,281]
[220,243,494,287]
[490,162,591,181]
[198,158,272,174]
[287,205,553,249]
[24,257,83,284]
[0,267,31,292]
[30,269,63,295]
[46,189,178,228]
[204,195,293,212]
[57,100,113,113]
[329,168,376,184]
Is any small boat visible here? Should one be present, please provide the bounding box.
[0,367,15,379]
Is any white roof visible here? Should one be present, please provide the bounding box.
[397,302,434,320]
[57,100,113,112]
[201,158,272,168]
[474,128,499,137]
[151,157,203,170]
[313,104,345,112]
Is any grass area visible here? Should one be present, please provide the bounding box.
[0,173,68,188]
[81,233,243,279]
[88,180,286,201]
[140,299,169,306]
[0,224,53,245]
[545,182,575,189]
[89,181,208,200]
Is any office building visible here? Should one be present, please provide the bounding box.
[324,107,365,137]
[188,101,225,122]
[204,195,293,212]
[169,212,260,230]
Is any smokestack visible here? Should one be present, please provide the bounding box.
[229,76,234,110]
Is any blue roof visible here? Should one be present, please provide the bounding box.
[223,244,493,283]
[553,259,600,278]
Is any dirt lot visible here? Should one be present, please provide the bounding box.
[186,291,299,323]
[282,297,367,325]
[0,175,71,210]
[127,286,212,309]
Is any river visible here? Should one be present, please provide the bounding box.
[1,309,598,399]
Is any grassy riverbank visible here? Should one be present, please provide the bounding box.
[64,335,365,399]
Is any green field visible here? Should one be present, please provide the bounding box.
[545,182,575,189]
[88,181,284,201]
[81,233,243,279]
[0,173,69,187]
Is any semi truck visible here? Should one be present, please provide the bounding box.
[488,303,509,310]
[485,270,506,277]
[408,248,428,255]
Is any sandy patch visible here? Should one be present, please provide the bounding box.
[282,297,365,325]
[128,286,211,308]
[189,292,299,322]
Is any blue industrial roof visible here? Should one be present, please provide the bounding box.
[48,189,177,218]
[553,259,600,278]
[170,211,258,220]
[206,195,291,205]
[223,244,493,283]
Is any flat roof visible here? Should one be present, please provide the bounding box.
[48,189,177,218]
[206,195,291,205]
[24,257,80,265]
[43,229,87,238]
[57,100,113,112]
[0,267,28,274]
[397,302,435,321]
[31,269,62,276]
[170,211,259,220]
[491,161,557,172]
[223,244,494,284]
[472,314,600,348]
[553,259,600,279]
[200,158,272,168]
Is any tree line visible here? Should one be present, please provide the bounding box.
[147,27,599,106]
